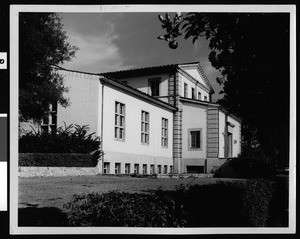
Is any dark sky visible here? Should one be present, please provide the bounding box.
[59,12,223,101]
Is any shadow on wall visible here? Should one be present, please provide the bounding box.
[18,207,69,226]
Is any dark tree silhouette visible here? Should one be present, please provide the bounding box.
[159,13,290,168]
[19,13,79,122]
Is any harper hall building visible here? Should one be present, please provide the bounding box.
[23,62,242,175]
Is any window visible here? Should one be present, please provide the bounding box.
[163,165,168,174]
[150,164,155,174]
[142,164,147,174]
[157,165,162,174]
[161,118,168,147]
[170,165,173,174]
[184,83,188,97]
[227,132,233,158]
[41,102,57,134]
[204,96,208,101]
[198,92,201,100]
[103,162,110,174]
[186,166,204,173]
[115,101,125,140]
[125,163,130,174]
[149,78,160,96]
[141,111,149,144]
[189,129,202,150]
[191,87,195,99]
[134,164,139,174]
[115,163,121,174]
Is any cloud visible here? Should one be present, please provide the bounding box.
[60,22,133,73]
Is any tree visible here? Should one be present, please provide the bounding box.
[19,13,78,122]
[158,13,290,168]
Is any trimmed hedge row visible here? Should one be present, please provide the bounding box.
[214,156,276,179]
[64,178,287,227]
[19,153,98,167]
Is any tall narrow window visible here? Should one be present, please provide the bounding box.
[150,164,155,174]
[125,163,130,174]
[115,101,125,140]
[41,102,57,134]
[103,162,110,174]
[161,118,168,147]
[149,78,160,96]
[189,129,201,150]
[142,164,147,174]
[198,92,201,100]
[134,164,139,174]
[191,87,195,99]
[141,111,149,144]
[184,83,188,97]
[115,163,121,174]
[204,96,208,101]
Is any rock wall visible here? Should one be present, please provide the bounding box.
[19,166,99,177]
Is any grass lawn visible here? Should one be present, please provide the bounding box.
[18,175,243,226]
[19,175,240,210]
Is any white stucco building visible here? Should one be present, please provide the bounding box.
[22,62,242,174]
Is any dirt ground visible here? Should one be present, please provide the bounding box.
[18,175,239,210]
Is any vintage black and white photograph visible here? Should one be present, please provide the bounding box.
[10,4,296,234]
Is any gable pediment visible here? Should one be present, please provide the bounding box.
[178,63,214,93]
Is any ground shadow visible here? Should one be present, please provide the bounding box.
[18,206,69,226]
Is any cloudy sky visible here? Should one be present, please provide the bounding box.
[58,12,223,101]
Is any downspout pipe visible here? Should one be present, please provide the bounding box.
[100,79,105,174]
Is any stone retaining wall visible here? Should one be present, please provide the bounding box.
[19,166,99,177]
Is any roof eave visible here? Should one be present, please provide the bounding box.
[100,77,178,112]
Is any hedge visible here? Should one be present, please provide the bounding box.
[214,156,276,179]
[19,153,98,167]
[63,178,285,227]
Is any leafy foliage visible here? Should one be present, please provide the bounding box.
[19,124,101,154]
[64,178,285,227]
[159,13,290,168]
[214,156,276,179]
[19,153,98,167]
[64,191,186,227]
[19,13,79,122]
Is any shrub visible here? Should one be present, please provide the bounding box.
[214,156,276,179]
[63,191,186,227]
[64,179,278,227]
[19,123,102,156]
[19,153,98,167]
[239,179,274,226]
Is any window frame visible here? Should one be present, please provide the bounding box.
[134,164,139,174]
[142,164,147,174]
[188,128,202,151]
[141,110,150,145]
[125,163,131,174]
[148,77,161,97]
[41,102,57,134]
[103,162,110,174]
[115,163,121,174]
[114,101,126,141]
[184,83,188,98]
[191,87,195,99]
[161,118,168,148]
[198,92,202,100]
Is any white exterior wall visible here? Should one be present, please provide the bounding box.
[118,73,170,97]
[179,73,210,101]
[181,102,207,169]
[228,115,241,157]
[218,110,241,158]
[102,84,174,174]
[56,71,101,136]
[218,110,226,158]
